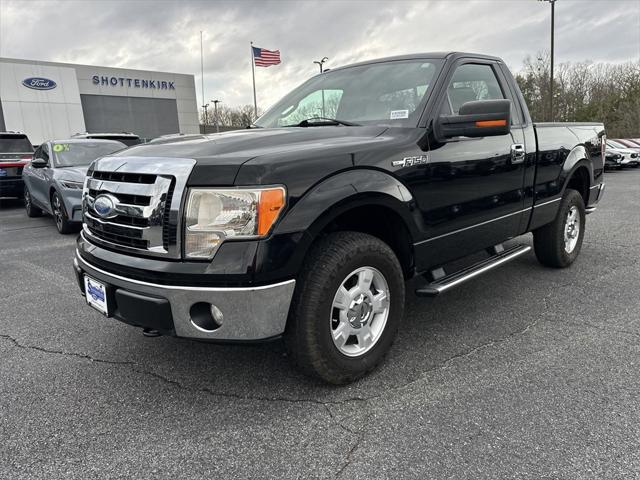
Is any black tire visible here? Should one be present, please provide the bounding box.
[24,186,43,217]
[51,191,75,234]
[533,189,585,268]
[285,231,405,384]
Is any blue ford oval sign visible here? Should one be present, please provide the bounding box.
[93,194,118,218]
[22,77,57,90]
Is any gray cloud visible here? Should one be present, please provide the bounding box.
[1,0,638,110]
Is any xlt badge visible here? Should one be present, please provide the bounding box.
[392,155,429,168]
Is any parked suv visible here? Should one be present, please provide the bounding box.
[606,140,639,168]
[23,139,126,233]
[0,132,34,198]
[73,52,605,384]
[72,132,142,147]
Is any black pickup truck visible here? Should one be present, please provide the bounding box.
[73,52,605,384]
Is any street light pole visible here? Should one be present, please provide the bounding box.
[550,0,555,122]
[313,56,328,73]
[211,99,221,133]
[313,57,329,117]
[201,103,209,131]
[539,0,556,121]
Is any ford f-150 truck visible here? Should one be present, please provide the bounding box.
[73,52,605,384]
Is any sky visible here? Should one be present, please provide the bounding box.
[1,0,639,112]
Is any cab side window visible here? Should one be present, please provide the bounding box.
[441,63,505,115]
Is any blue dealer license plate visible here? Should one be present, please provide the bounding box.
[84,275,108,315]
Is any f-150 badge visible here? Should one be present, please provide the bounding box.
[392,155,429,168]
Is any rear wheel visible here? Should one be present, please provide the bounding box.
[24,187,43,217]
[533,189,585,268]
[51,191,75,234]
[285,231,405,384]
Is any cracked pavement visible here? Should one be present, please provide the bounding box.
[1,169,639,479]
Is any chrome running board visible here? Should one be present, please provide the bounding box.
[415,244,532,297]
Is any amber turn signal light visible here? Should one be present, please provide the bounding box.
[257,188,286,235]
[475,119,507,128]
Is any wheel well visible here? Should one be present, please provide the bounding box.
[566,166,590,204]
[319,205,414,278]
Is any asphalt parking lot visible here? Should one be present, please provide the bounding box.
[1,170,639,479]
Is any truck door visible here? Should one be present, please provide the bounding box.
[411,60,527,268]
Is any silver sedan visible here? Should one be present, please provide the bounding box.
[22,139,126,233]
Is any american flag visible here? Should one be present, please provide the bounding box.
[252,46,281,67]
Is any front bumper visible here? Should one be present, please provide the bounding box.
[60,188,83,222]
[73,251,296,341]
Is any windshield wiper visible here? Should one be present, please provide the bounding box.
[294,117,361,127]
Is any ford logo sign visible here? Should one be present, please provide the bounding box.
[93,194,119,218]
[22,77,57,90]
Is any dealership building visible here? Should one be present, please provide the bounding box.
[0,57,200,145]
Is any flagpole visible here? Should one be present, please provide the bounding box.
[250,41,258,119]
[200,31,205,122]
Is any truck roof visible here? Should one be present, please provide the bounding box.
[328,52,504,72]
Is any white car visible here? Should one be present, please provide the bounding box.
[606,140,639,168]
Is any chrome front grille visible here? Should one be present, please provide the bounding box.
[81,157,196,258]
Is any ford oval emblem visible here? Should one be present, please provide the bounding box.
[22,77,57,90]
[93,194,118,218]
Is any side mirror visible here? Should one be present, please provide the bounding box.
[436,99,511,139]
[31,158,48,168]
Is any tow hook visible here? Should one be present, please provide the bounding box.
[142,328,161,337]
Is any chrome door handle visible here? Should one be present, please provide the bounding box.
[511,144,526,164]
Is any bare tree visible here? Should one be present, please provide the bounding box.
[516,52,640,138]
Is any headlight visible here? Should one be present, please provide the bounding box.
[60,180,84,190]
[184,187,286,259]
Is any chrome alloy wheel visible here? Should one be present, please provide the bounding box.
[52,193,64,230]
[330,266,390,357]
[564,205,581,253]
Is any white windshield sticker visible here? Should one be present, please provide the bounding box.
[390,110,409,120]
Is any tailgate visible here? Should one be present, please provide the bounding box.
[0,153,32,178]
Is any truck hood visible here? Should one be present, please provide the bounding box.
[122,126,388,159]
[115,126,388,184]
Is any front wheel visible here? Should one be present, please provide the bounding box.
[51,191,75,234]
[533,189,585,268]
[285,232,405,384]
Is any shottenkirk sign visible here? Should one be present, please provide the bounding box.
[92,75,176,90]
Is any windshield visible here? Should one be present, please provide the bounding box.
[53,142,125,167]
[255,59,442,128]
[0,136,33,153]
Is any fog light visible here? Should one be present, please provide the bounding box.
[210,304,224,325]
[190,302,223,332]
